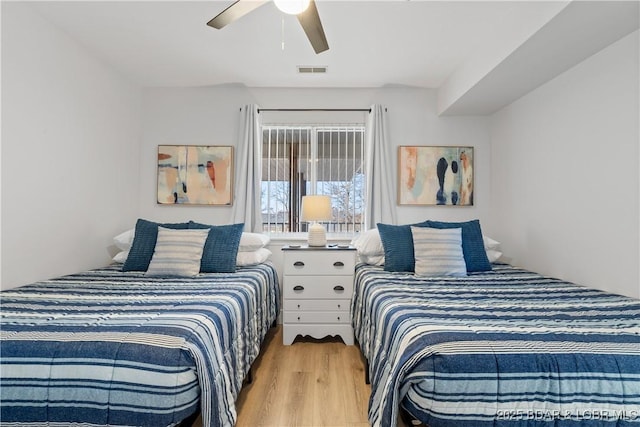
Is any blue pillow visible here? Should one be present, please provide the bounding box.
[377,222,427,272]
[424,219,491,272]
[122,218,190,271]
[188,221,244,273]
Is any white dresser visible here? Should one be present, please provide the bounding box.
[282,246,356,345]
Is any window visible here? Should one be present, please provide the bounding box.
[261,125,365,234]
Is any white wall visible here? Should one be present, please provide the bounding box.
[1,3,142,290]
[139,85,492,227]
[489,30,639,298]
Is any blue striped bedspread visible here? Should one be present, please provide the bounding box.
[0,262,280,427]
[351,263,640,427]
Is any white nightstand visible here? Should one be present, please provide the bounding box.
[282,245,356,345]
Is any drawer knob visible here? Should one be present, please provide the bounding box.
[333,261,345,267]
[293,261,305,267]
[297,316,301,321]
[297,304,301,309]
[333,285,345,292]
[337,316,341,321]
[337,304,341,309]
[293,285,305,291]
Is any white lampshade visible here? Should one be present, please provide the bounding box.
[301,195,332,222]
[273,0,310,15]
[301,195,332,246]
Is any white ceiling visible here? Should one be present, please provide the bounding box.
[28,0,567,87]
[26,0,640,114]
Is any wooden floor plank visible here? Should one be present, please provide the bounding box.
[234,328,283,426]
[193,325,414,427]
[340,346,370,424]
[280,371,314,426]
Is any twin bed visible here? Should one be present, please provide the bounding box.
[1,263,279,427]
[350,221,639,427]
[1,220,279,427]
[352,256,640,426]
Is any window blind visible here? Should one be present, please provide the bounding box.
[261,125,365,234]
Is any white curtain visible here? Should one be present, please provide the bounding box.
[364,104,396,229]
[230,104,263,232]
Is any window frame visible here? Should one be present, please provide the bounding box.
[261,124,365,237]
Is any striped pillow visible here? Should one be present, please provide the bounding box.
[145,227,210,277]
[411,226,467,277]
[122,218,190,272]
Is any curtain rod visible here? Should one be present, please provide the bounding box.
[257,108,372,113]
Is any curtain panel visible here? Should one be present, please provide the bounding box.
[230,104,263,232]
[365,104,396,229]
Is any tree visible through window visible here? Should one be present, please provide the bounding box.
[261,125,365,234]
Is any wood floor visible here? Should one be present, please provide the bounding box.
[193,325,413,427]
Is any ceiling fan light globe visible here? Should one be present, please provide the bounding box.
[274,0,310,15]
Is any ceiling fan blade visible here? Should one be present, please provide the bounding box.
[297,0,329,54]
[207,0,268,29]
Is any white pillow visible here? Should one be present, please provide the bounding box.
[351,229,384,256]
[236,248,272,266]
[113,250,129,263]
[146,227,209,277]
[358,253,384,266]
[114,229,135,251]
[483,235,501,250]
[486,249,503,263]
[239,233,270,252]
[483,235,503,262]
[411,226,467,277]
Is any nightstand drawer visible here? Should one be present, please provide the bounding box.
[283,275,354,299]
[284,299,350,312]
[283,251,355,276]
[284,311,350,324]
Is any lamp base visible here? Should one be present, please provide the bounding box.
[307,223,327,247]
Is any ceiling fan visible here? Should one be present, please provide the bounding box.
[207,0,329,54]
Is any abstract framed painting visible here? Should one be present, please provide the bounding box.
[398,146,473,206]
[157,145,233,205]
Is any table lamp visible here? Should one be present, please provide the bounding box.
[300,195,332,246]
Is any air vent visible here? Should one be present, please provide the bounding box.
[297,66,328,74]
